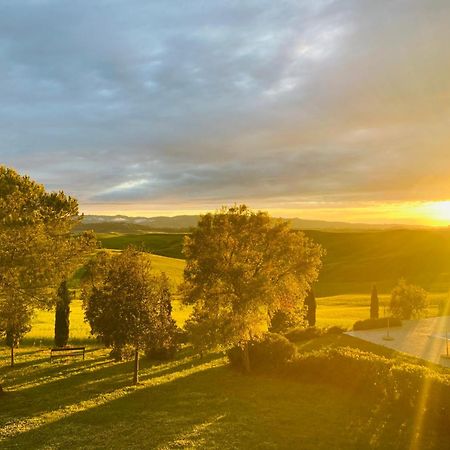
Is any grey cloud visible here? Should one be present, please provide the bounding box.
[1,0,449,210]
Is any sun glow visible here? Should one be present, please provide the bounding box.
[82,200,450,227]
[415,201,450,225]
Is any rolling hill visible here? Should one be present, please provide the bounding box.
[99,229,450,296]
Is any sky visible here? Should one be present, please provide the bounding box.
[1,0,450,225]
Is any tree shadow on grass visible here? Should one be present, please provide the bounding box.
[0,349,109,389]
[1,359,431,450]
[0,348,224,432]
[3,344,446,449]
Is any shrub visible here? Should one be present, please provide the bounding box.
[285,347,391,393]
[325,325,346,335]
[283,347,450,428]
[110,344,135,361]
[390,279,428,319]
[284,326,323,343]
[353,317,402,331]
[227,333,297,372]
[145,345,177,361]
[269,309,304,333]
[145,326,180,361]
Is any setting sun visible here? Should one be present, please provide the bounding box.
[416,201,450,226]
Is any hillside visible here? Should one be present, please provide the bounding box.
[306,229,450,295]
[99,229,450,296]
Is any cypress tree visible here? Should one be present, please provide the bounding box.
[305,289,316,327]
[54,280,71,347]
[370,284,379,319]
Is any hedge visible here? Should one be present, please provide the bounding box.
[353,317,402,331]
[284,347,450,432]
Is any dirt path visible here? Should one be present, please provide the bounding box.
[346,316,450,368]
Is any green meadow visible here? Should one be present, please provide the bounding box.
[2,331,449,449]
[22,248,449,346]
[98,229,450,296]
[2,233,450,449]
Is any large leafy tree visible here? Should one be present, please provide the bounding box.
[181,205,324,371]
[0,166,95,366]
[84,247,176,384]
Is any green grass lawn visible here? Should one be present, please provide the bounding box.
[99,233,185,259]
[3,271,450,449]
[1,336,448,449]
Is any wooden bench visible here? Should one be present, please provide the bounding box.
[50,346,85,362]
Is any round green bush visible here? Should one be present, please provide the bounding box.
[284,326,323,342]
[227,332,297,372]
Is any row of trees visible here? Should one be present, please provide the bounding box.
[0,166,325,384]
[80,205,323,380]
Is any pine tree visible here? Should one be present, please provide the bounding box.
[370,285,379,319]
[305,289,316,327]
[54,280,71,347]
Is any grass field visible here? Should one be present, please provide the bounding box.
[2,249,449,449]
[24,253,448,346]
[1,333,448,449]
[99,233,185,260]
[98,229,450,296]
[25,292,447,346]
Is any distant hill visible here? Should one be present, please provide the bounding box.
[76,214,429,233]
[75,215,201,233]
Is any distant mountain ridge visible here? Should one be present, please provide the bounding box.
[76,214,431,233]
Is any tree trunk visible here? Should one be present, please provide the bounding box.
[242,343,251,373]
[133,347,139,385]
[10,345,14,368]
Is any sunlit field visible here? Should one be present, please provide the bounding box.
[24,252,449,346]
[97,229,450,296]
[315,293,448,329]
[25,292,449,346]
[2,334,449,449]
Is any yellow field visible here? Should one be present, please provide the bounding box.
[24,253,448,344]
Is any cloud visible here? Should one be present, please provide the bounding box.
[1,0,449,213]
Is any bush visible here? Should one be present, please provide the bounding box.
[284,327,323,342]
[227,333,297,372]
[269,309,304,333]
[353,317,402,331]
[390,279,428,319]
[145,345,177,361]
[283,346,450,430]
[109,344,135,361]
[145,327,179,361]
[325,325,346,335]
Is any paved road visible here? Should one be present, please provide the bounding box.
[346,316,450,368]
